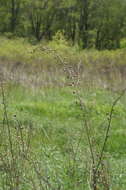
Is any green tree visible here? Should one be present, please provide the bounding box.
[0,0,126,49]
[92,0,125,49]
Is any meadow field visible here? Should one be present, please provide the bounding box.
[0,37,126,190]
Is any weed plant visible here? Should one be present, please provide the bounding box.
[0,38,126,189]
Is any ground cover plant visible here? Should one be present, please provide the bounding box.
[0,38,126,189]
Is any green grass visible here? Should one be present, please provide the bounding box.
[0,83,126,189]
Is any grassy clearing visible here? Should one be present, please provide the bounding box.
[0,37,126,189]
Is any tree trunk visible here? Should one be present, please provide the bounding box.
[10,0,20,32]
[79,0,89,48]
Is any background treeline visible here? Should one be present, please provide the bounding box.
[0,0,126,50]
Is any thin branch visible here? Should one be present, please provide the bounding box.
[96,88,126,172]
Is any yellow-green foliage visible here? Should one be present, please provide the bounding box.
[120,38,126,48]
[0,37,33,62]
[0,36,126,68]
